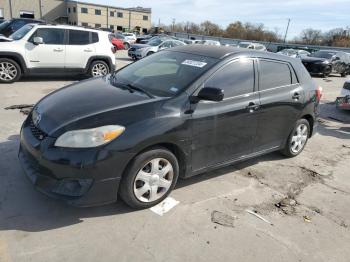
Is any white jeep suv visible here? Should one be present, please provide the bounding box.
[0,24,116,83]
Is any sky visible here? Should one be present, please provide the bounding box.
[80,0,350,39]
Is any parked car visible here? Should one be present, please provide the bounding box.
[110,34,125,50]
[238,42,267,51]
[335,80,350,110]
[123,32,137,43]
[112,32,131,49]
[0,18,44,37]
[19,45,321,208]
[277,49,310,58]
[194,40,221,46]
[301,50,350,77]
[128,37,185,60]
[0,24,115,83]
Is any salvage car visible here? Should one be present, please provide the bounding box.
[277,49,310,58]
[302,50,350,77]
[19,45,321,208]
[128,38,185,60]
[238,42,267,51]
[335,80,350,110]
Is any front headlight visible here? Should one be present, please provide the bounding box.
[322,60,330,64]
[55,125,125,148]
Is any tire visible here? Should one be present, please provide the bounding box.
[88,60,110,77]
[341,72,346,77]
[0,58,21,83]
[322,66,332,78]
[119,147,179,209]
[124,42,130,50]
[280,119,310,157]
[146,51,154,56]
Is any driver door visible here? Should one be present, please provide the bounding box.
[191,58,259,171]
[25,28,66,69]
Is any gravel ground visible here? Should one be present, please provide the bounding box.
[0,51,350,262]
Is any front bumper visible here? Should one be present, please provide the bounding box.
[128,50,143,59]
[335,96,350,110]
[19,122,133,207]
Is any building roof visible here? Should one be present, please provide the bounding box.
[66,0,151,13]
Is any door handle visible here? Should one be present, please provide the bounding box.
[292,92,301,100]
[246,102,260,113]
[84,49,93,52]
[53,48,63,52]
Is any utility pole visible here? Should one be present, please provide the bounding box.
[39,0,43,19]
[172,18,176,32]
[128,10,131,32]
[283,18,291,43]
[9,0,13,18]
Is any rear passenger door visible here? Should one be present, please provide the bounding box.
[255,59,304,152]
[65,29,97,69]
[191,58,260,171]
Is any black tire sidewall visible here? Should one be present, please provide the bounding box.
[0,58,21,83]
[89,60,110,77]
[119,148,179,209]
[283,119,310,157]
[146,52,154,56]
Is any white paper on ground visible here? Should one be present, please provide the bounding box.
[150,197,180,216]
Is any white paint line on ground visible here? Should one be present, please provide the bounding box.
[150,197,180,216]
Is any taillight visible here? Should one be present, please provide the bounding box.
[316,86,322,102]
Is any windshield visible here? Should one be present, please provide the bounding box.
[9,24,34,40]
[311,51,335,59]
[280,49,297,55]
[112,51,218,97]
[0,20,11,31]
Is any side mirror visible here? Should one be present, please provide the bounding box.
[33,37,43,45]
[334,56,340,61]
[192,87,224,102]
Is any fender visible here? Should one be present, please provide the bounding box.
[0,52,28,74]
[84,56,115,73]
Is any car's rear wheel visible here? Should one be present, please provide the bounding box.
[89,60,110,77]
[146,51,154,56]
[322,66,332,78]
[281,119,310,157]
[0,58,21,83]
[119,148,179,209]
[124,42,130,50]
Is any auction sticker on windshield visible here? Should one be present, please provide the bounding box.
[182,60,208,68]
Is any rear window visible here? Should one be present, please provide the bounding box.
[68,29,90,45]
[259,60,292,91]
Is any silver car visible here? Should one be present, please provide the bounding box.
[129,38,186,60]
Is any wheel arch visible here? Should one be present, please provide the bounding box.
[85,56,114,73]
[301,114,314,137]
[0,52,28,74]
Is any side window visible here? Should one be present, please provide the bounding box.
[160,41,172,48]
[30,28,65,45]
[205,59,255,98]
[259,60,292,91]
[68,30,90,45]
[91,32,99,43]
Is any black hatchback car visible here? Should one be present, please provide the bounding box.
[302,50,350,77]
[19,45,321,208]
[0,18,44,37]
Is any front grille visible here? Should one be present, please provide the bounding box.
[29,117,48,141]
[344,81,350,91]
[129,47,135,52]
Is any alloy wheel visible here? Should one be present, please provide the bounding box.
[91,63,108,77]
[290,123,308,154]
[133,158,174,203]
[0,62,18,81]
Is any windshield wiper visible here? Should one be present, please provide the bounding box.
[110,75,154,99]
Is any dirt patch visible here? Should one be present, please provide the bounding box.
[211,211,236,228]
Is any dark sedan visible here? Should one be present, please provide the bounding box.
[302,50,350,77]
[19,46,321,208]
[0,18,44,37]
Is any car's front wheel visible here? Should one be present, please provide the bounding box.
[89,60,110,77]
[0,58,21,83]
[119,148,179,209]
[281,119,310,157]
[124,42,130,50]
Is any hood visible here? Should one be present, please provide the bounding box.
[131,43,150,49]
[34,76,162,136]
[301,57,328,63]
